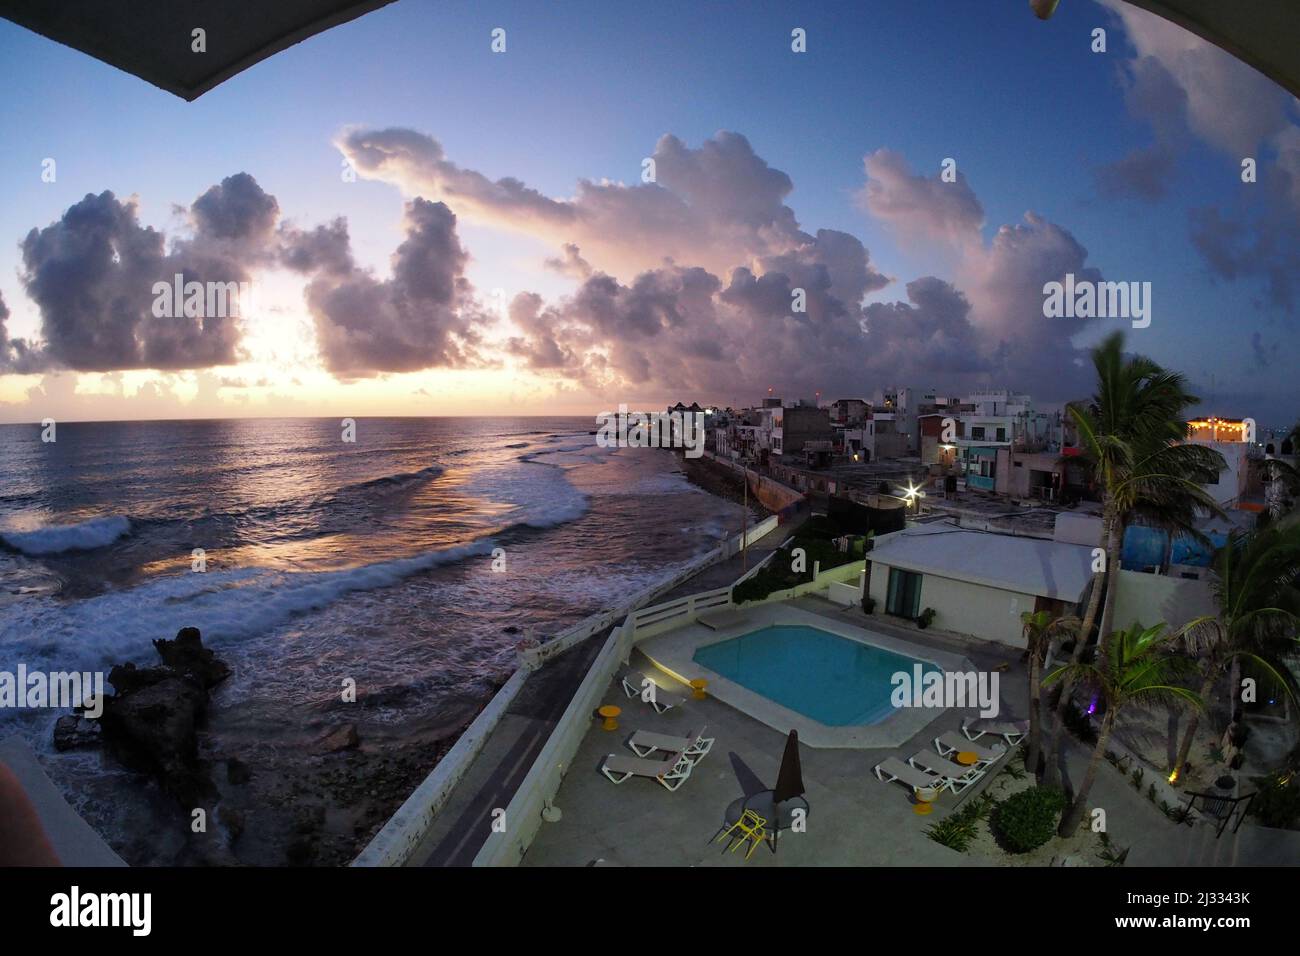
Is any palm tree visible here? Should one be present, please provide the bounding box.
[1169,522,1300,782]
[1020,610,1079,777]
[1041,333,1224,788]
[1044,622,1203,837]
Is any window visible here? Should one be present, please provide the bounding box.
[886,568,923,618]
[996,427,1006,442]
[971,426,985,440]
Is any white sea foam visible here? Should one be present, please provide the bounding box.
[0,515,132,555]
[0,538,496,676]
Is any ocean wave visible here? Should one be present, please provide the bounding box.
[0,538,498,675]
[0,515,132,556]
[343,463,445,494]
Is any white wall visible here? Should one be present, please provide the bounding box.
[1112,569,1216,633]
[868,561,1034,647]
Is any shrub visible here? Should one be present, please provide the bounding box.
[1249,771,1300,829]
[992,786,1067,853]
[925,795,993,853]
[862,594,876,614]
[917,607,936,629]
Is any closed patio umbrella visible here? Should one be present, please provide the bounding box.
[772,729,804,803]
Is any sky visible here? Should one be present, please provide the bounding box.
[0,0,1297,425]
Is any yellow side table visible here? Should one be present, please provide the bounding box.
[955,751,979,767]
[690,678,709,700]
[597,704,621,731]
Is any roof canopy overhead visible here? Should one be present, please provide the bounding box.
[0,1,1295,101]
[0,0,397,101]
[1109,1,1298,99]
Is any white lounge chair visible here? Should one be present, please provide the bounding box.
[933,731,1006,768]
[620,670,687,714]
[873,756,947,794]
[908,751,986,793]
[627,726,713,765]
[962,718,1029,747]
[601,750,692,791]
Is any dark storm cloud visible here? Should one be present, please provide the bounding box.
[18,190,243,371]
[190,173,280,243]
[278,218,355,277]
[302,198,486,378]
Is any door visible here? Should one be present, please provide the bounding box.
[886,568,922,618]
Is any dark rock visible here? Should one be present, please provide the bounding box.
[502,625,520,634]
[53,714,102,751]
[226,758,252,785]
[314,723,359,753]
[152,627,231,689]
[94,628,230,807]
[218,806,246,843]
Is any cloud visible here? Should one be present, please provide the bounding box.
[337,128,871,282]
[1094,145,1175,200]
[857,149,984,250]
[1101,0,1298,156]
[861,152,1102,397]
[18,190,246,372]
[0,290,40,373]
[301,198,488,378]
[396,134,1098,403]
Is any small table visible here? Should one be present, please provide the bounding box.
[955,751,980,767]
[597,705,621,731]
[913,785,938,815]
[690,679,709,700]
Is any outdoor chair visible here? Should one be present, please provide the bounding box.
[908,751,986,793]
[601,750,692,791]
[627,727,713,765]
[619,670,687,714]
[873,756,947,794]
[933,731,1006,768]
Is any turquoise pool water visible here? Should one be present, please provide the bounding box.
[692,625,941,726]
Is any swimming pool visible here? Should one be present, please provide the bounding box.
[692,624,942,726]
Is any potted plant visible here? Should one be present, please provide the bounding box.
[862,594,876,615]
[1214,774,1236,795]
[917,607,936,630]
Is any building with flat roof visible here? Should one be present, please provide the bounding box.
[865,522,1094,647]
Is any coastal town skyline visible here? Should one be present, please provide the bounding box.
[2,0,1298,425]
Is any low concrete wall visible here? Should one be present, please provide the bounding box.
[352,666,531,867]
[736,558,866,607]
[702,451,805,513]
[474,618,636,866]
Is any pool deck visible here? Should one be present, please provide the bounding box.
[521,597,1029,867]
[638,603,976,748]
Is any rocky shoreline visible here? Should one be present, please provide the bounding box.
[52,626,511,866]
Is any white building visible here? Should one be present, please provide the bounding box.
[866,522,1094,647]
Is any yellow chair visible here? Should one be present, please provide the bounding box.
[716,809,768,860]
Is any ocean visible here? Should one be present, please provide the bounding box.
[0,417,751,864]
